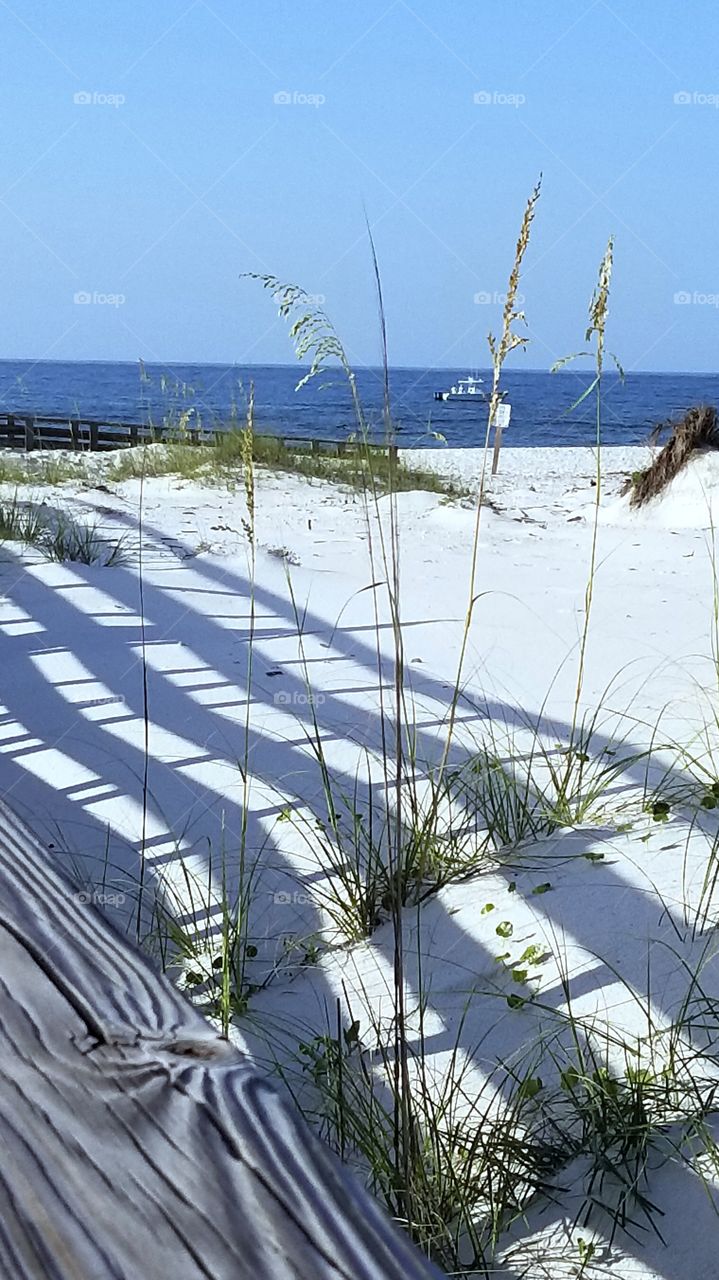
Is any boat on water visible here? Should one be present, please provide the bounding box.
[434,375,485,403]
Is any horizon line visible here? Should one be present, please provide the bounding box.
[0,358,714,377]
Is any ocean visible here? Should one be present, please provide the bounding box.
[0,360,713,448]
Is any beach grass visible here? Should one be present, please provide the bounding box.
[623,404,719,507]
[0,434,473,498]
[0,452,86,486]
[12,203,719,1280]
[0,490,129,563]
[231,207,719,1276]
[112,434,473,496]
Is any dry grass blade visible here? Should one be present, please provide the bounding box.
[586,236,614,372]
[627,405,719,508]
[241,272,365,425]
[439,178,541,772]
[488,178,542,381]
[488,178,542,474]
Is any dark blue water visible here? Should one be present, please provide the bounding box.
[0,360,714,447]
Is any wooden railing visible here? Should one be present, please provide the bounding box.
[0,796,443,1279]
[0,413,398,460]
[0,412,153,451]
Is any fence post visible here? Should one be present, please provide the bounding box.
[90,421,99,451]
[491,427,503,475]
[24,416,35,452]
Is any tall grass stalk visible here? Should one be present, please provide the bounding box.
[248,258,434,1227]
[246,201,546,1237]
[364,227,417,1221]
[237,388,258,1027]
[244,226,696,1275]
[439,179,541,777]
[135,441,151,938]
[564,240,614,736]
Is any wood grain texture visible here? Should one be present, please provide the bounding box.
[0,799,445,1279]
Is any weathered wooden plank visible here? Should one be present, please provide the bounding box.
[0,800,444,1280]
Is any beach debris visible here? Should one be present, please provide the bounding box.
[624,404,719,507]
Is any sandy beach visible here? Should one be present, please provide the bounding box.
[2,441,719,1277]
[7,0,719,1268]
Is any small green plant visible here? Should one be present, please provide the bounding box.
[576,1236,597,1278]
[554,1052,667,1240]
[452,698,644,851]
[42,514,130,565]
[648,797,671,823]
[283,766,486,942]
[285,999,562,1275]
[0,493,129,564]
[0,491,51,545]
[149,842,266,1037]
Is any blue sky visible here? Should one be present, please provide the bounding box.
[2,0,719,370]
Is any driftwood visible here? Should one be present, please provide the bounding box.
[0,798,445,1280]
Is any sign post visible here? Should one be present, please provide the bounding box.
[491,400,512,475]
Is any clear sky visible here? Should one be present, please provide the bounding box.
[2,0,718,371]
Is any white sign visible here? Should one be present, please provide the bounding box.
[495,402,512,430]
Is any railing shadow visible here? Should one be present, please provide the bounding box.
[0,492,717,1279]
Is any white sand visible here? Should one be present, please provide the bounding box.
[403,442,653,487]
[1,442,718,1278]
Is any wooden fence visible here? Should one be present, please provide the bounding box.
[0,796,443,1279]
[0,413,398,461]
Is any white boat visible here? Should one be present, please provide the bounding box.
[434,374,485,403]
